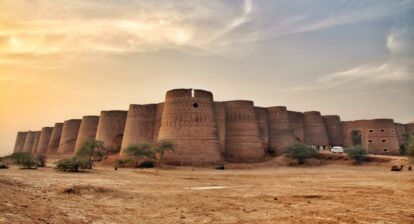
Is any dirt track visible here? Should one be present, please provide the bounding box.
[1,162,413,224]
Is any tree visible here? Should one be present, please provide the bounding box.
[113,158,133,168]
[406,134,414,163]
[125,143,155,167]
[0,162,8,169]
[9,152,37,169]
[286,143,318,165]
[35,154,47,167]
[153,140,175,167]
[55,156,90,172]
[76,140,105,169]
[346,145,368,164]
[351,130,362,146]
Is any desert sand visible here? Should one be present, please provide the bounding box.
[1,158,413,224]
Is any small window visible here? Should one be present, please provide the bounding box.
[369,129,374,133]
[193,103,198,108]
[383,149,388,152]
[391,129,395,132]
[368,140,373,143]
[380,129,385,132]
[382,139,387,142]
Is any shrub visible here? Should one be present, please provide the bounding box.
[351,130,362,146]
[286,143,318,164]
[346,145,368,164]
[35,154,47,167]
[113,158,133,168]
[0,162,8,169]
[406,134,414,163]
[55,156,90,172]
[215,162,225,170]
[399,144,406,155]
[154,140,175,167]
[138,160,155,168]
[125,143,155,167]
[10,152,37,169]
[76,140,105,169]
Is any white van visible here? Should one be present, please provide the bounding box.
[331,146,344,153]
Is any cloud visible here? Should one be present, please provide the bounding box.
[287,24,414,92]
[287,62,412,92]
[1,0,411,59]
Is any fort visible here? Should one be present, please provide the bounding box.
[12,88,413,164]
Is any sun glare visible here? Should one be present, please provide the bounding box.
[173,29,192,45]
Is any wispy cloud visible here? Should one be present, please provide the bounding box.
[286,18,414,92]
[1,0,410,60]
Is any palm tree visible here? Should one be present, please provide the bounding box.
[154,140,175,167]
[76,140,105,169]
[125,143,155,167]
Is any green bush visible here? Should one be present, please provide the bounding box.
[286,143,318,164]
[125,143,155,167]
[346,145,368,164]
[55,156,90,172]
[35,154,47,167]
[76,140,105,169]
[399,144,406,155]
[406,134,414,162]
[9,152,37,169]
[138,160,155,168]
[215,163,225,170]
[113,158,133,168]
[0,162,9,169]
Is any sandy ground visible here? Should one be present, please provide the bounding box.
[0,159,413,224]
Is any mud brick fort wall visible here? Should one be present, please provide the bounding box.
[13,88,413,164]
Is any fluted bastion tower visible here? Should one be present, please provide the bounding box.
[304,111,329,146]
[406,123,414,135]
[288,111,304,142]
[96,110,127,154]
[74,115,100,153]
[255,107,269,153]
[224,100,265,163]
[37,127,53,155]
[121,104,157,156]
[58,119,81,154]
[215,102,227,154]
[152,103,165,141]
[31,131,41,154]
[267,106,296,155]
[11,88,412,160]
[13,131,28,153]
[47,123,64,154]
[323,115,343,146]
[23,131,37,153]
[157,89,222,165]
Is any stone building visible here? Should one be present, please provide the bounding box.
[341,119,400,155]
[158,89,222,165]
[58,119,81,154]
[13,131,28,153]
[37,127,53,155]
[75,115,100,153]
[47,123,63,154]
[96,110,127,154]
[12,88,411,164]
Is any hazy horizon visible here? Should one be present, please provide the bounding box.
[1,0,413,156]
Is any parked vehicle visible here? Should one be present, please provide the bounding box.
[331,146,344,153]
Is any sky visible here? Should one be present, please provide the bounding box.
[1,0,413,155]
